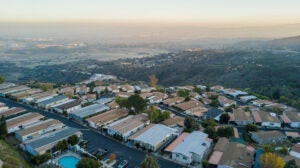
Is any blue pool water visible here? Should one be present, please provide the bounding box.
[58,156,80,168]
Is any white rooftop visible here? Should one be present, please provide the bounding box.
[70,104,109,118]
[133,124,177,147]
[172,131,211,158]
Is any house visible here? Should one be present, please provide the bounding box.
[0,82,16,90]
[285,131,300,140]
[202,92,218,98]
[280,111,300,128]
[0,107,26,119]
[70,104,109,122]
[8,89,42,101]
[0,103,9,112]
[6,113,44,133]
[239,95,257,103]
[185,106,208,118]
[108,85,120,93]
[94,97,114,105]
[222,89,247,98]
[37,95,69,109]
[174,99,203,111]
[24,127,82,155]
[107,101,119,109]
[15,119,64,142]
[120,84,135,93]
[0,85,30,97]
[231,108,253,125]
[210,85,224,92]
[22,91,57,104]
[252,99,273,107]
[162,116,185,128]
[135,84,154,93]
[93,86,107,94]
[203,108,224,121]
[201,98,212,105]
[163,97,185,106]
[165,131,211,165]
[250,131,286,144]
[218,96,236,108]
[129,124,178,152]
[75,84,89,95]
[104,114,149,141]
[53,99,82,114]
[115,92,134,98]
[208,140,255,168]
[290,144,300,159]
[81,94,97,102]
[86,108,129,129]
[148,92,168,104]
[252,111,281,128]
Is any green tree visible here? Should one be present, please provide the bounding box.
[177,89,190,100]
[76,157,100,168]
[263,145,275,153]
[184,117,199,132]
[126,94,147,114]
[146,106,170,123]
[31,153,51,166]
[210,99,219,107]
[115,96,128,108]
[141,155,160,168]
[219,113,230,124]
[193,87,202,95]
[0,76,5,84]
[245,124,258,132]
[0,115,7,139]
[279,146,289,155]
[67,135,79,146]
[201,119,217,128]
[285,159,297,168]
[202,160,209,168]
[216,126,234,138]
[204,126,217,140]
[57,140,68,151]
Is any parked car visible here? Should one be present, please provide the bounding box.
[93,147,109,156]
[118,160,129,168]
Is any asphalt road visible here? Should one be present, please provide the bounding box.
[0,98,183,168]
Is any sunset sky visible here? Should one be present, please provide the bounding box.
[1,0,300,26]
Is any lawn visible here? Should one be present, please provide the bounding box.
[0,140,31,168]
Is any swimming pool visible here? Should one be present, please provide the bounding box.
[58,156,80,168]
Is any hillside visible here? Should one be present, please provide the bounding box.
[0,140,31,168]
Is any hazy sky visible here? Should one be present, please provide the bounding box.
[1,0,300,26]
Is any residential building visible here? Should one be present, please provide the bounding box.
[162,116,185,127]
[86,108,129,129]
[252,111,281,128]
[174,99,203,111]
[37,95,69,109]
[0,82,16,90]
[94,98,114,105]
[6,113,44,133]
[104,114,149,141]
[22,91,57,104]
[53,99,82,114]
[208,141,255,168]
[24,127,82,155]
[231,108,253,125]
[148,92,168,104]
[0,85,30,97]
[129,124,177,152]
[250,131,286,144]
[0,103,9,112]
[0,107,26,119]
[239,95,257,103]
[251,99,273,107]
[163,97,185,106]
[120,84,135,93]
[285,131,300,140]
[280,111,300,128]
[165,131,211,165]
[203,108,224,121]
[8,89,42,101]
[70,104,109,122]
[222,89,247,98]
[218,96,236,108]
[15,119,64,142]
[75,84,89,95]
[290,144,300,159]
[185,106,208,118]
